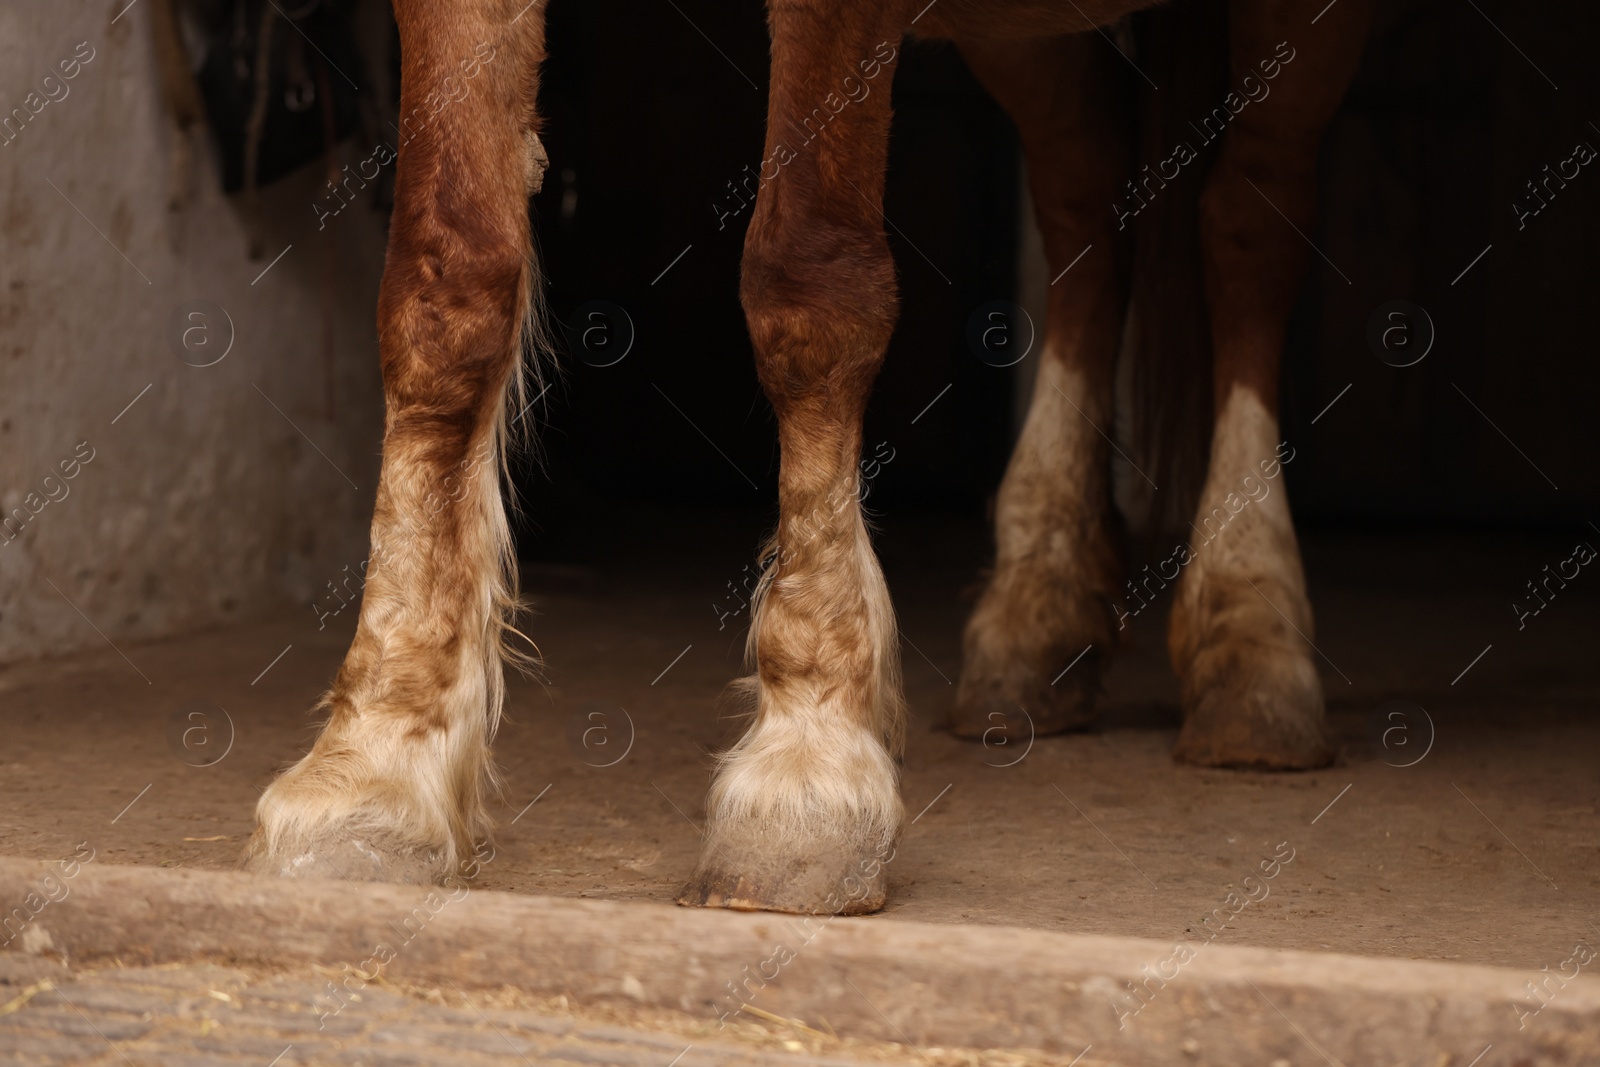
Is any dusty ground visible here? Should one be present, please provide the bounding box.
[1,510,1597,973]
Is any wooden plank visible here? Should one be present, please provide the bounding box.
[1,857,1596,1064]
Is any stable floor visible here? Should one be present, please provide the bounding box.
[2,510,1596,972]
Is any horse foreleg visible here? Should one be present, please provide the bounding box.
[680,1,914,915]
[244,0,546,881]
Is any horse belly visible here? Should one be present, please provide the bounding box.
[914,0,1164,41]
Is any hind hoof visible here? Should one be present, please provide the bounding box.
[1172,643,1333,770]
[949,649,1101,741]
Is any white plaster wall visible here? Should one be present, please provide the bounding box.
[0,2,388,665]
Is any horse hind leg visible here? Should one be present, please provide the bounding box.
[1169,0,1371,769]
[243,0,547,882]
[949,34,1133,741]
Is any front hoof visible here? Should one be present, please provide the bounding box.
[241,829,448,883]
[244,754,468,886]
[679,829,890,915]
[1172,644,1332,770]
[949,649,1101,740]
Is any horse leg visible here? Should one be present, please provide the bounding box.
[244,0,546,881]
[679,2,912,915]
[1169,0,1370,768]
[949,34,1132,740]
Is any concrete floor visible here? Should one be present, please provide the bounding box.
[1,510,1596,973]
[0,955,959,1067]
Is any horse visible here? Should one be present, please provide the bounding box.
[243,0,1374,915]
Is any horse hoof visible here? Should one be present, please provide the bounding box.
[1172,644,1333,770]
[242,829,448,884]
[679,828,891,915]
[243,749,472,886]
[948,650,1100,741]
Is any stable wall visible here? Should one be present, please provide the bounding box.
[0,2,388,666]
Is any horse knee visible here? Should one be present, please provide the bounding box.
[740,226,898,408]
[379,235,527,409]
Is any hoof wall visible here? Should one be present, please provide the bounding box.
[948,651,1101,742]
[1173,684,1333,771]
[242,832,447,884]
[679,834,890,915]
